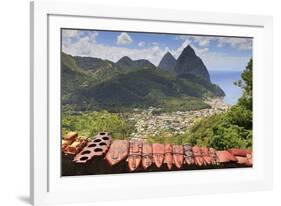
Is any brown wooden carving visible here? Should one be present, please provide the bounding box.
[152,143,165,168]
[64,137,87,155]
[192,146,204,166]
[216,151,237,163]
[209,148,219,165]
[62,131,253,171]
[142,143,153,170]
[64,132,78,141]
[235,156,251,166]
[128,141,142,171]
[246,153,253,166]
[228,148,252,157]
[62,132,78,151]
[105,140,129,166]
[201,147,213,165]
[164,144,173,170]
[74,132,112,163]
[184,144,194,165]
[173,145,184,169]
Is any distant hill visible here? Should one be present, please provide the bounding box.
[62,46,224,112]
[116,56,156,71]
[158,52,177,72]
[73,56,113,72]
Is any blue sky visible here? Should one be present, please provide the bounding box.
[62,29,252,71]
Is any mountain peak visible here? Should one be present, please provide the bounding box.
[158,52,176,72]
[163,51,174,58]
[116,56,134,68]
[182,45,196,56]
[174,45,210,82]
[116,56,156,70]
[117,56,132,63]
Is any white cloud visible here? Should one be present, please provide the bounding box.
[116,32,133,45]
[169,39,249,71]
[190,36,214,47]
[216,37,252,50]
[171,39,191,58]
[62,32,251,71]
[201,52,251,71]
[74,36,92,55]
[138,41,145,47]
[176,35,252,51]
[175,35,214,47]
[87,31,99,43]
[62,30,99,50]
[198,39,209,46]
[62,30,79,38]
[170,38,209,59]
[63,36,166,65]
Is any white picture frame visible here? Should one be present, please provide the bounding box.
[30,0,273,205]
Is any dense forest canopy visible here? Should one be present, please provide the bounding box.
[185,59,253,150]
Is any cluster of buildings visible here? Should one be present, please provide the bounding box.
[128,98,230,140]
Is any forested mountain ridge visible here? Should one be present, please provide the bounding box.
[62,45,225,112]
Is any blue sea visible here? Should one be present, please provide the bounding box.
[209,70,243,105]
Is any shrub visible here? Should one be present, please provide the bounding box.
[62,111,134,139]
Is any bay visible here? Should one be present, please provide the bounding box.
[209,70,243,105]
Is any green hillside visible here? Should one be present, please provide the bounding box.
[61,52,225,112]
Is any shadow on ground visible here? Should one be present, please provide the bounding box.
[17,196,30,204]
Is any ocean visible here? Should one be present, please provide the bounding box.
[209,70,243,105]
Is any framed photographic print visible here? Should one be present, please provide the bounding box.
[30,0,273,205]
